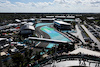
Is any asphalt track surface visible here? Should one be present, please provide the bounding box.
[30,25,52,54]
[35,25,50,48]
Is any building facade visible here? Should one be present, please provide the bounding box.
[54,21,71,30]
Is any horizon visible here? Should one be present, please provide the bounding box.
[0,12,100,14]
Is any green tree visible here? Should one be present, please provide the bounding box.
[97,20,100,25]
[34,51,41,60]
[29,49,33,56]
[12,53,24,67]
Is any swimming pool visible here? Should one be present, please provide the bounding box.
[41,26,71,41]
[46,43,59,48]
[40,26,71,48]
[35,23,53,28]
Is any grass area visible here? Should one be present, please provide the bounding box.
[97,38,100,42]
[84,31,89,37]
[95,20,99,22]
[80,25,89,37]
[84,25,90,37]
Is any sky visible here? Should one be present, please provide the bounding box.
[0,0,100,13]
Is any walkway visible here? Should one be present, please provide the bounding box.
[75,25,86,44]
[44,60,96,67]
[35,54,100,67]
[81,25,100,49]
[28,37,71,44]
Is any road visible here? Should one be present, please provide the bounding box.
[89,25,100,36]
[75,25,86,44]
[35,25,50,48]
[81,25,100,49]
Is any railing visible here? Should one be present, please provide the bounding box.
[33,54,100,67]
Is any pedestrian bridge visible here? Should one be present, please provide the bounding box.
[28,37,72,44]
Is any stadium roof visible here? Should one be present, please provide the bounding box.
[54,21,71,25]
[87,17,95,20]
[64,19,75,21]
[55,16,66,18]
[46,16,54,18]
[20,24,35,30]
[67,16,75,18]
[40,18,55,21]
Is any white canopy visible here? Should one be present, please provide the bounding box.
[10,47,18,52]
[8,24,18,26]
[17,43,25,46]
[55,16,66,18]
[46,16,54,18]
[25,22,34,26]
[42,54,49,58]
[11,42,17,44]
[20,24,35,30]
[29,18,35,21]
[22,19,28,22]
[4,44,9,47]
[15,19,21,22]
[0,38,7,41]
[67,16,75,18]
[87,17,94,20]
[21,22,27,24]
[40,18,55,21]
[54,21,71,25]
[1,52,6,56]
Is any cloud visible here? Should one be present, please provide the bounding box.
[0,0,7,3]
[91,4,98,7]
[90,1,100,4]
[75,0,82,4]
[15,2,26,7]
[0,0,100,12]
[54,0,66,4]
[35,2,53,8]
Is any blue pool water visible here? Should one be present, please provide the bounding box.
[40,52,45,55]
[41,26,71,41]
[31,56,35,59]
[46,43,59,48]
[35,23,53,28]
[40,49,49,55]
[40,26,71,48]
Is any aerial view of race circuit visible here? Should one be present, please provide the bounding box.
[0,0,100,67]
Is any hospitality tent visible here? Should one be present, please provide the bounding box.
[1,52,6,56]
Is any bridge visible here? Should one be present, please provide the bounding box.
[28,37,73,44]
